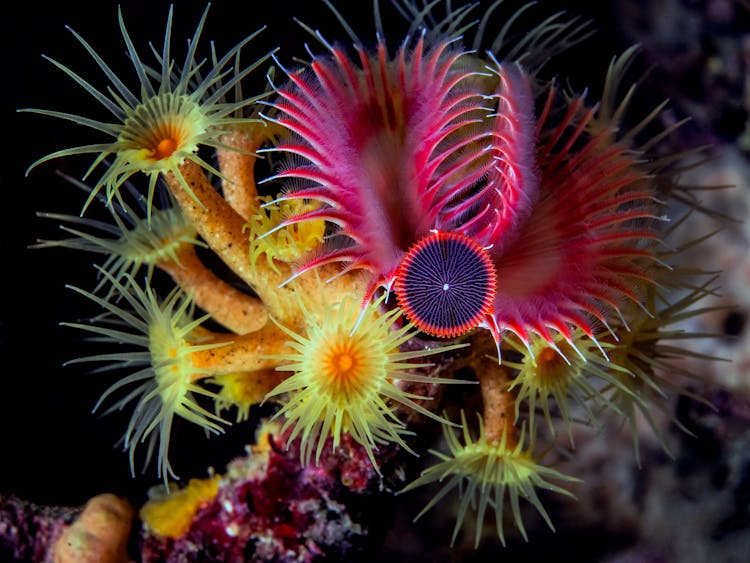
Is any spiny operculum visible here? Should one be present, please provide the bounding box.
[394,230,496,339]
[264,292,468,472]
[262,34,498,296]
[64,270,231,486]
[22,5,272,222]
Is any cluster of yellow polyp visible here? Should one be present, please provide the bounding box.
[23,1,722,548]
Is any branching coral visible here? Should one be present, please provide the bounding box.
[19,0,731,557]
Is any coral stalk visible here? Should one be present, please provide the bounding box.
[158,245,268,335]
[215,128,267,221]
[476,361,517,446]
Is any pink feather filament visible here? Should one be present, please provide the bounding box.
[268,38,496,295]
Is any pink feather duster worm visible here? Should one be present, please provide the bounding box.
[264,38,496,300]
[266,31,659,357]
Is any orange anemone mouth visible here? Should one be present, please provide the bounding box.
[119,92,206,166]
[317,338,375,401]
[151,135,180,161]
[531,344,572,391]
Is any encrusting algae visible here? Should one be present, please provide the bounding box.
[140,477,221,539]
[17,0,735,558]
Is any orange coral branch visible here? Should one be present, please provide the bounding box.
[188,322,293,377]
[165,162,369,325]
[476,363,517,446]
[163,162,291,305]
[452,332,518,445]
[158,245,267,334]
[216,129,266,221]
[53,495,133,563]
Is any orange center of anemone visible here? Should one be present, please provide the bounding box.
[532,345,568,390]
[153,137,179,160]
[333,353,355,373]
[324,345,360,382]
[538,347,558,365]
[318,339,372,401]
[145,120,184,161]
[120,92,206,166]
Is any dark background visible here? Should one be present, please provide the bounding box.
[5,5,748,561]
[5,2,750,562]
[3,0,629,508]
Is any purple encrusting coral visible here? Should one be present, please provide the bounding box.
[141,427,385,562]
[0,496,76,561]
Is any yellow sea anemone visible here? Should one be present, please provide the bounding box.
[401,411,578,547]
[504,330,630,444]
[21,5,272,220]
[246,195,326,273]
[605,278,723,464]
[211,369,284,422]
[65,270,230,484]
[265,294,466,469]
[35,175,203,297]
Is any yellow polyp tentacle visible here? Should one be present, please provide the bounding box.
[118,93,206,167]
[157,245,267,335]
[401,404,578,548]
[246,195,326,275]
[35,198,205,300]
[211,369,286,422]
[279,265,369,324]
[262,289,465,471]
